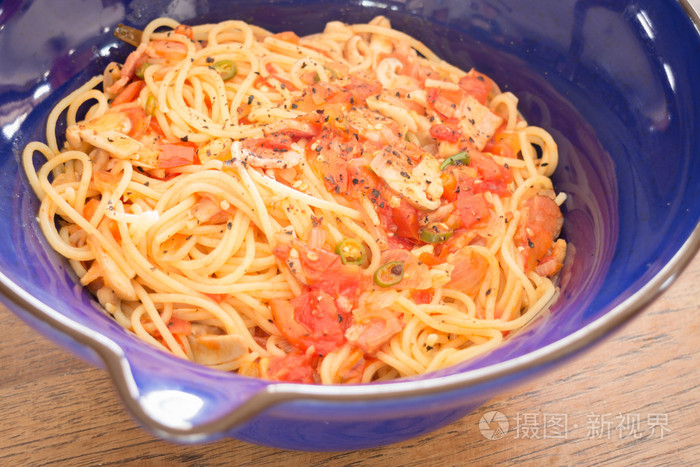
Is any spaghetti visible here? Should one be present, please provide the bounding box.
[23,16,567,384]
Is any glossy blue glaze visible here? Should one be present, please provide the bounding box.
[0,0,698,451]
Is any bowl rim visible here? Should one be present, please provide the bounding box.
[2,218,698,442]
[0,0,698,443]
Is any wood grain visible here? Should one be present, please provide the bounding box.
[1,253,698,466]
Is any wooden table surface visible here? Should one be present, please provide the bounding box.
[1,251,698,466]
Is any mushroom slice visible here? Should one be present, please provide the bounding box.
[66,112,158,167]
[83,234,138,301]
[232,140,304,170]
[189,334,247,365]
[456,95,503,151]
[370,148,443,211]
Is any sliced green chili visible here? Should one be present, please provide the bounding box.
[145,95,156,116]
[439,150,470,171]
[373,261,405,287]
[324,66,338,80]
[419,222,454,244]
[313,71,321,83]
[335,238,367,266]
[134,62,150,79]
[213,60,237,80]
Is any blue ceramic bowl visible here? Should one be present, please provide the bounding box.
[1,0,698,451]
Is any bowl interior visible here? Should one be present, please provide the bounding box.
[0,0,698,402]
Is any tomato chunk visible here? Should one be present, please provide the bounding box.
[272,31,301,44]
[204,293,228,303]
[430,123,461,143]
[516,196,564,271]
[111,80,145,106]
[166,317,192,335]
[158,144,198,168]
[485,129,520,159]
[458,70,494,105]
[174,24,194,40]
[345,315,402,355]
[266,351,316,383]
[343,75,382,103]
[411,288,434,304]
[455,191,491,229]
[381,199,421,242]
[345,292,404,354]
[270,291,350,356]
[427,87,464,120]
[149,40,188,60]
[469,153,513,196]
[447,249,488,294]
